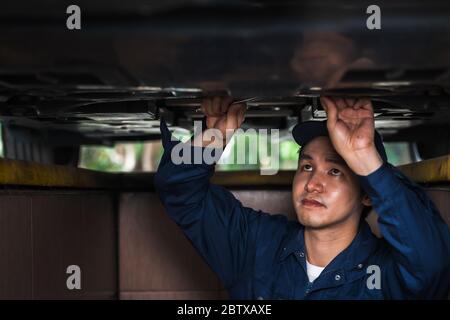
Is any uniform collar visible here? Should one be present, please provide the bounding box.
[278,220,379,292]
[278,220,378,272]
[278,223,306,262]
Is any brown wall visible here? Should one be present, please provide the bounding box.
[426,188,450,225]
[0,191,117,299]
[119,193,226,299]
[118,190,299,299]
[0,186,448,299]
[118,188,450,300]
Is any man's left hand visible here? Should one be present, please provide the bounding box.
[320,96,383,176]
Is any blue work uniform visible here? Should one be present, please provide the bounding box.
[154,119,450,299]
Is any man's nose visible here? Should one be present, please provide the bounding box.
[305,172,324,193]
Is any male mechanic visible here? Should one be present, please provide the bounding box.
[155,96,450,299]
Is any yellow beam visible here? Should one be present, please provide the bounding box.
[397,155,450,183]
[0,158,117,188]
[0,154,449,189]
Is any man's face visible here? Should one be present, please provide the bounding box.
[292,136,366,229]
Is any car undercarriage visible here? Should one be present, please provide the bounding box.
[1,0,449,164]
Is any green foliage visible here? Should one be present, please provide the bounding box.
[79,145,125,172]
[72,139,415,173]
[383,142,412,166]
[1,120,412,172]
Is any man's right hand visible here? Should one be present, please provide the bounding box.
[192,96,246,148]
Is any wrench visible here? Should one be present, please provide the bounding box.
[195,97,257,113]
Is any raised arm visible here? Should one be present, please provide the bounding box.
[154,97,285,288]
[321,96,450,298]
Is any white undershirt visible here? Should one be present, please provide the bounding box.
[306,260,325,283]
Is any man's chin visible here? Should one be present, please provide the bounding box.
[301,220,333,230]
[297,212,360,230]
[297,214,332,229]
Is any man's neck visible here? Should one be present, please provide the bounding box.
[304,217,360,268]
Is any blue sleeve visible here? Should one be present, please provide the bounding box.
[153,119,280,288]
[358,162,450,299]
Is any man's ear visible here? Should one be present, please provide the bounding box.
[362,193,372,207]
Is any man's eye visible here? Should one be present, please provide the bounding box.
[302,164,313,171]
[330,168,341,176]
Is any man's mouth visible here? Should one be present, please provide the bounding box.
[301,199,326,208]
